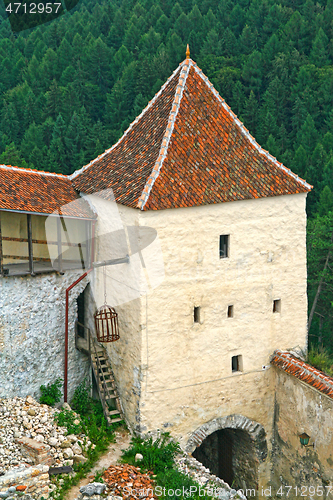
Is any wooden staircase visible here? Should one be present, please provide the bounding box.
[90,338,124,425]
[75,321,124,425]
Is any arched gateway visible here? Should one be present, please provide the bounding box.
[185,415,267,491]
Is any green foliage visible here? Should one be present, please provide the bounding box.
[70,378,117,444]
[307,211,333,352]
[0,0,331,207]
[49,424,118,500]
[50,378,123,500]
[70,377,93,416]
[54,409,82,435]
[1,0,333,360]
[39,378,63,406]
[121,434,214,500]
[92,469,105,483]
[121,432,180,473]
[308,347,333,376]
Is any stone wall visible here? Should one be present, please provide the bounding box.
[84,198,145,432]
[271,367,333,493]
[0,464,50,499]
[0,270,91,402]
[131,192,307,490]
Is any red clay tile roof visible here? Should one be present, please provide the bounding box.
[271,350,333,399]
[0,165,95,218]
[72,58,312,210]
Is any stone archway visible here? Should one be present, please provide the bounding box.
[186,415,267,491]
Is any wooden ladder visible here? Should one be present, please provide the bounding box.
[89,331,124,425]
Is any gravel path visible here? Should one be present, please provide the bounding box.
[64,428,131,500]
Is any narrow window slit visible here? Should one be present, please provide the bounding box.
[194,306,200,323]
[273,299,281,313]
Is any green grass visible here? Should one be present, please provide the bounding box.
[49,378,124,500]
[307,346,333,376]
[121,433,215,500]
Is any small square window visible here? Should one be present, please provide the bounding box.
[227,305,234,318]
[194,306,200,323]
[232,355,243,373]
[273,299,281,313]
[219,235,229,258]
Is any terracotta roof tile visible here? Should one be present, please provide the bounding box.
[0,165,95,218]
[71,67,181,205]
[72,58,311,210]
[271,350,333,399]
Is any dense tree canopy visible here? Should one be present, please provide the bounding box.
[1,0,333,353]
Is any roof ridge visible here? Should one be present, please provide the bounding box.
[137,59,192,210]
[0,164,68,179]
[190,63,312,192]
[69,63,184,182]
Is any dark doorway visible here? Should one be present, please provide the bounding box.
[76,290,86,338]
[193,428,258,491]
[218,429,233,485]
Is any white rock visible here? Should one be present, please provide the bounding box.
[72,444,82,455]
[135,453,143,462]
[63,448,74,459]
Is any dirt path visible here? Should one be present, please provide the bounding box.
[65,427,131,500]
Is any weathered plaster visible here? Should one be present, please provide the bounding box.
[271,367,333,491]
[132,192,307,488]
[85,197,145,431]
[0,271,90,401]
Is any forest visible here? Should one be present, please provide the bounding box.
[0,0,333,356]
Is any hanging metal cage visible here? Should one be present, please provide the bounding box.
[94,305,120,342]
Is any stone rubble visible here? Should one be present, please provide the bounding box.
[70,455,247,500]
[175,453,247,499]
[0,396,91,474]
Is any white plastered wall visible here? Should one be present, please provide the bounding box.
[87,192,308,462]
[85,195,146,430]
[135,193,308,463]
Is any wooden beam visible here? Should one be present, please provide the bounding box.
[48,466,73,476]
[3,255,51,261]
[27,214,34,276]
[85,220,90,269]
[1,236,86,247]
[57,216,63,274]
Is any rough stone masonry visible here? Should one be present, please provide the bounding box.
[0,270,91,402]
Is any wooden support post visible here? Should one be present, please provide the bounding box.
[57,216,63,274]
[0,211,3,276]
[85,220,90,270]
[27,214,35,276]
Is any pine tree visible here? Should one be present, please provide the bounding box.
[219,27,238,57]
[242,51,263,99]
[318,186,333,216]
[293,145,308,177]
[266,134,281,159]
[0,143,31,169]
[203,30,220,56]
[174,13,191,41]
[45,80,64,120]
[310,28,329,67]
[297,114,318,155]
[243,91,259,136]
[229,4,245,37]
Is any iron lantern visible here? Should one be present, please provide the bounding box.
[299,433,314,448]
